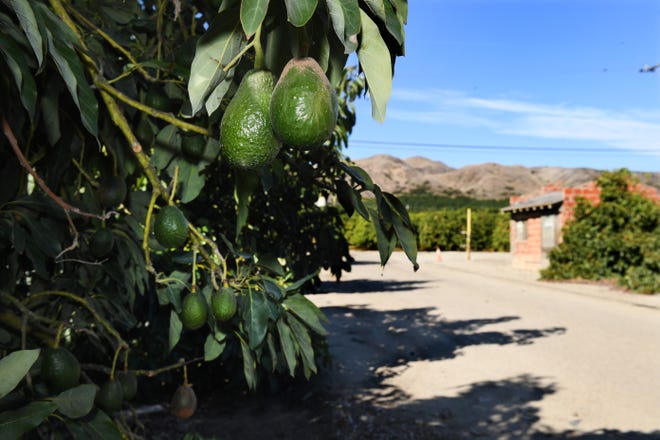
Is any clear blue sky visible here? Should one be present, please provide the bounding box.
[348,0,660,172]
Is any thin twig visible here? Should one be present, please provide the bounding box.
[1,116,112,257]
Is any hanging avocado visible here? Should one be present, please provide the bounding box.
[220,70,281,169]
[270,57,338,148]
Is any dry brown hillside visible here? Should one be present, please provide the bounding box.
[354,155,660,199]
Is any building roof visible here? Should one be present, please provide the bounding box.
[501,191,564,213]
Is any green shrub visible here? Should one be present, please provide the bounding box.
[541,169,660,293]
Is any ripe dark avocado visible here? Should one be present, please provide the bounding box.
[41,347,80,394]
[270,57,338,148]
[220,70,281,169]
[171,384,197,419]
[96,176,127,209]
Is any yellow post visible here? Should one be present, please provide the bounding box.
[466,208,472,261]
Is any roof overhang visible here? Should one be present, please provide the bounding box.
[501,191,564,213]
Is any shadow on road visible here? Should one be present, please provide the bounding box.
[307,305,658,439]
[319,279,431,294]
[321,374,660,439]
[318,306,566,385]
[145,304,659,440]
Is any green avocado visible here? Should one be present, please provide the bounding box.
[220,70,281,169]
[270,57,338,148]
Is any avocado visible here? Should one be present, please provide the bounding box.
[220,70,281,169]
[270,57,338,148]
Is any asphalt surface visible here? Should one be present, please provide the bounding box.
[312,250,660,438]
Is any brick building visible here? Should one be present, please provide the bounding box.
[502,181,660,270]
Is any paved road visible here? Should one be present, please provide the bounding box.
[312,251,660,438]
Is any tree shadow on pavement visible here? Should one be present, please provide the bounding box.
[318,279,431,294]
[316,306,566,391]
[145,304,658,440]
[321,374,660,439]
[306,305,659,439]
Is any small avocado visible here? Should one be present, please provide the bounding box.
[270,57,338,148]
[220,70,281,169]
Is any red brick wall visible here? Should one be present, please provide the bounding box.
[559,181,660,239]
[510,216,545,269]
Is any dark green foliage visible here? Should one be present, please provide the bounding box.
[541,170,660,293]
[396,189,508,212]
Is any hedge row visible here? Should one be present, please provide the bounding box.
[344,209,510,252]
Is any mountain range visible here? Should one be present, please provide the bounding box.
[353,155,660,200]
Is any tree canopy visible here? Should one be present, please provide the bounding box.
[0,0,414,437]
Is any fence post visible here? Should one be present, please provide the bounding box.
[466,208,472,261]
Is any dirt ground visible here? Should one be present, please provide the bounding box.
[141,251,660,440]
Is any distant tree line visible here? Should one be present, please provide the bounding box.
[343,206,510,252]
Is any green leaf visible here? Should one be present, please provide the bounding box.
[153,125,179,170]
[351,187,370,220]
[204,66,235,116]
[381,0,405,51]
[169,160,205,204]
[362,0,385,21]
[8,0,43,66]
[307,16,330,70]
[255,253,285,276]
[391,0,408,23]
[0,34,38,120]
[73,408,122,440]
[357,9,392,122]
[261,277,284,300]
[34,4,98,135]
[276,318,297,377]
[188,8,246,115]
[390,212,419,271]
[41,86,61,144]
[340,162,374,191]
[203,334,226,361]
[234,170,259,239]
[266,333,278,372]
[264,19,292,76]
[0,349,39,399]
[325,0,361,53]
[283,294,328,336]
[284,272,319,293]
[335,179,355,216]
[284,0,318,27]
[287,315,317,376]
[237,335,257,389]
[383,192,412,227]
[53,384,97,419]
[369,206,394,266]
[169,310,183,352]
[0,400,57,439]
[240,0,269,37]
[244,289,269,349]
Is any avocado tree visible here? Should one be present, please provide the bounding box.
[0,0,415,437]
